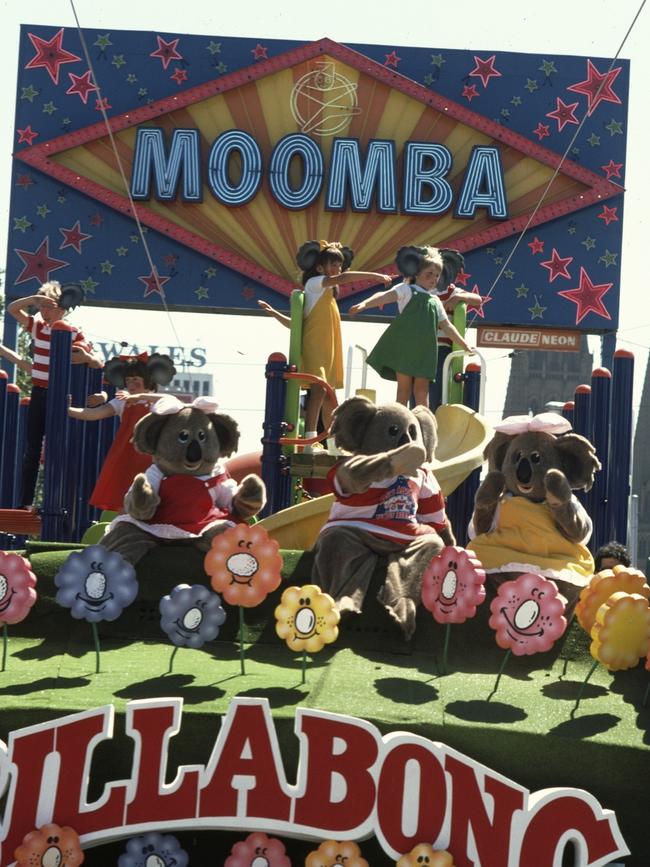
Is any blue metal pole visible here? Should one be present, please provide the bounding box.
[609,349,634,545]
[13,398,30,510]
[572,384,592,509]
[261,353,291,518]
[562,400,575,427]
[94,383,118,519]
[0,385,20,507]
[588,368,611,550]
[41,323,74,542]
[77,366,105,529]
[68,362,90,541]
[446,364,481,547]
[0,372,8,510]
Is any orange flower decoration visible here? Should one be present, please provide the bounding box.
[204,524,283,607]
[397,844,455,867]
[306,840,368,867]
[275,584,340,653]
[576,565,650,633]
[590,592,650,671]
[15,823,84,867]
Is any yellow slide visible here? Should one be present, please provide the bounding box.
[257,404,492,550]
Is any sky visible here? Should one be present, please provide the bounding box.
[0,0,648,454]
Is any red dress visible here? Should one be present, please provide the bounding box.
[89,400,152,512]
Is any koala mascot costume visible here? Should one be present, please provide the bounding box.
[312,396,455,639]
[469,412,600,615]
[101,395,266,564]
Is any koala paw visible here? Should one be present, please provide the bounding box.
[233,474,266,518]
[390,442,427,478]
[125,473,160,521]
[544,469,572,506]
[475,471,506,506]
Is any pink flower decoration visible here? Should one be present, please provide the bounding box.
[422,546,486,624]
[0,552,37,625]
[225,832,291,867]
[489,573,567,656]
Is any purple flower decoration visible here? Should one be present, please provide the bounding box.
[118,832,189,867]
[54,545,138,622]
[160,583,226,648]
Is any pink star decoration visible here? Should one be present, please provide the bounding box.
[59,221,91,254]
[469,55,502,88]
[251,44,268,60]
[66,70,98,103]
[150,35,182,70]
[567,59,622,116]
[528,237,545,255]
[462,84,479,102]
[601,160,623,180]
[469,284,491,318]
[138,268,171,298]
[170,68,188,85]
[558,267,612,324]
[384,50,401,68]
[598,205,619,226]
[540,248,573,282]
[15,237,69,285]
[532,122,550,140]
[25,28,81,85]
[455,268,470,286]
[17,126,38,146]
[546,97,579,132]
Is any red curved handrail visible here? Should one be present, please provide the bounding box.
[0,509,41,535]
[278,371,338,446]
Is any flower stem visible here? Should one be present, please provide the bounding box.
[301,649,307,685]
[91,622,101,674]
[167,646,178,675]
[489,648,511,699]
[573,659,600,714]
[441,623,451,676]
[239,607,246,676]
[642,679,650,708]
[1,624,8,673]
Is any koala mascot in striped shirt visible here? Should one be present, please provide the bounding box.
[312,396,455,639]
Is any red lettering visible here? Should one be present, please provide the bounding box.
[519,795,627,865]
[125,702,200,824]
[293,711,378,833]
[199,701,291,821]
[376,741,446,856]
[445,754,524,867]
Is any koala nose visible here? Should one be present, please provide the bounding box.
[186,439,202,463]
[397,432,410,446]
[516,457,532,484]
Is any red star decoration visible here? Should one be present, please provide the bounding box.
[150,36,182,71]
[532,122,550,141]
[540,247,573,282]
[601,159,623,180]
[14,237,69,285]
[455,268,470,287]
[469,285,492,318]
[25,28,81,85]
[251,44,268,60]
[546,97,579,132]
[66,70,97,104]
[59,221,91,254]
[89,213,104,227]
[528,237,545,255]
[241,285,255,301]
[139,268,171,298]
[462,84,479,102]
[567,60,622,116]
[17,126,39,146]
[170,67,188,85]
[558,267,612,324]
[469,55,502,88]
[384,50,401,68]
[16,174,34,189]
[598,205,619,225]
[163,253,178,267]
[95,97,112,112]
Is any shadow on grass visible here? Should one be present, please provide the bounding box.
[445,699,527,724]
[113,673,226,704]
[0,675,91,695]
[236,686,307,707]
[541,680,609,701]
[374,676,439,705]
[548,713,620,739]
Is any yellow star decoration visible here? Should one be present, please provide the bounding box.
[576,565,650,633]
[590,592,650,671]
[275,584,339,653]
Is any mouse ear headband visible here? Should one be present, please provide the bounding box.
[104,352,176,388]
[57,282,85,311]
[395,245,429,277]
[296,240,354,272]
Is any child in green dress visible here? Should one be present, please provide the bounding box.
[350,245,473,407]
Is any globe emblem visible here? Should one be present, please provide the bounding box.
[290,62,361,136]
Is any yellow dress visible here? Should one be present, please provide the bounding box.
[301,285,343,389]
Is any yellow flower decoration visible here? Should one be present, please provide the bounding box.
[576,566,650,633]
[274,584,339,653]
[590,592,650,671]
[396,843,454,867]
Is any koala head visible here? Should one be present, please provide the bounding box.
[132,407,240,477]
[330,396,438,459]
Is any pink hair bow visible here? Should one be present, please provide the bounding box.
[152,395,219,416]
[494,412,572,436]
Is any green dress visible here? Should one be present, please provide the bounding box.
[367,286,440,381]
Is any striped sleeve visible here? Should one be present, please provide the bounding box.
[417,469,447,530]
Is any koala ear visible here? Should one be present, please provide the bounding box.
[412,405,438,461]
[209,412,240,457]
[331,396,377,453]
[554,433,601,491]
[484,431,512,471]
[132,413,169,455]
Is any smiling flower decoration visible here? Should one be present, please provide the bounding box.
[0,551,37,673]
[224,831,291,867]
[489,572,567,656]
[118,832,189,867]
[160,583,226,650]
[396,844,455,867]
[576,565,650,634]
[590,591,650,672]
[305,840,368,867]
[422,546,485,624]
[275,584,339,683]
[205,523,283,607]
[54,545,138,622]
[15,823,84,867]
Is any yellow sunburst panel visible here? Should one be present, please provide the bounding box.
[53,142,124,195]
